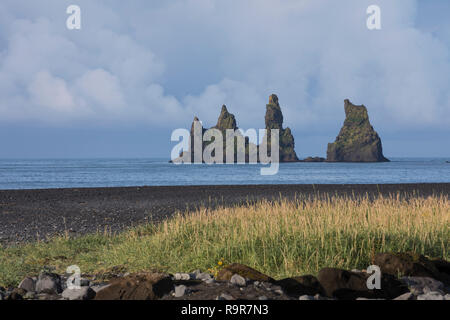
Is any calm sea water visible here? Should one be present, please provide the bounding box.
[0,158,448,190]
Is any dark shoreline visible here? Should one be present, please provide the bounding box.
[0,183,449,244]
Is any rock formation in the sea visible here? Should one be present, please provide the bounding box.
[215,105,237,132]
[174,94,299,163]
[300,157,326,163]
[327,99,389,162]
[212,105,256,163]
[175,105,256,163]
[261,94,299,162]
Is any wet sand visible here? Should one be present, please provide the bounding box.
[0,183,449,244]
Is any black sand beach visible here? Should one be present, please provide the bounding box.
[0,183,449,244]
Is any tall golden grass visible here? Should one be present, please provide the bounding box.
[0,195,448,287]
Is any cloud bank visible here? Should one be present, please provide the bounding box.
[0,0,449,135]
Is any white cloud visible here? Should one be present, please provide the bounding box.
[0,0,448,132]
[75,69,125,111]
[28,71,75,111]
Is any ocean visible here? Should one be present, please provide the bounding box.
[0,158,448,190]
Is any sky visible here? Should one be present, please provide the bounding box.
[0,0,449,158]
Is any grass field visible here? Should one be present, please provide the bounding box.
[0,195,448,287]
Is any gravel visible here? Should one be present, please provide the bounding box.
[1,183,448,244]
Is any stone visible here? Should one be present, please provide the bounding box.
[174,285,188,298]
[94,273,173,300]
[299,295,315,300]
[401,276,445,294]
[196,273,213,281]
[393,292,414,300]
[327,99,389,162]
[260,282,274,291]
[24,292,36,300]
[274,289,284,295]
[230,274,247,287]
[374,253,450,285]
[62,287,96,300]
[417,291,445,300]
[36,272,62,294]
[275,275,324,297]
[423,287,445,295]
[216,263,274,282]
[445,294,450,300]
[80,279,90,287]
[7,288,26,300]
[318,268,408,300]
[258,295,268,300]
[192,269,202,276]
[18,277,36,292]
[174,273,191,281]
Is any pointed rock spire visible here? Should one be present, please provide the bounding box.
[263,94,299,162]
[215,105,237,131]
[327,99,389,162]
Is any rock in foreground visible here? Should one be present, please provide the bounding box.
[94,273,173,300]
[5,253,449,301]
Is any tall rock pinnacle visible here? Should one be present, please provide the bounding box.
[263,94,299,162]
[215,105,237,131]
[326,99,389,162]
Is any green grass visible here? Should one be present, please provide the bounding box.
[0,195,448,287]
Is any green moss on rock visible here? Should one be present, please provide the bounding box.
[327,99,389,162]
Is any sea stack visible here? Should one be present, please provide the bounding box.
[213,105,255,162]
[214,105,237,132]
[262,94,299,162]
[327,99,389,162]
[176,106,255,163]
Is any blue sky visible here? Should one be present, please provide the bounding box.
[0,0,449,158]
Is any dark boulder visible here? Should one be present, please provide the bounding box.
[6,288,26,300]
[318,268,408,300]
[94,273,173,300]
[18,277,36,292]
[35,272,62,295]
[275,275,324,297]
[216,263,274,283]
[374,253,450,286]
